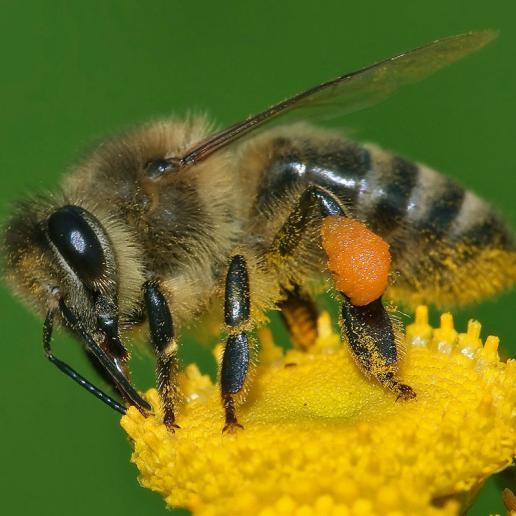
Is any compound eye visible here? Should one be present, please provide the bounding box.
[47,205,105,286]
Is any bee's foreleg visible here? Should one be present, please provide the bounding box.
[221,255,251,432]
[144,280,180,431]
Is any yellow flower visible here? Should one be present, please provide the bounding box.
[121,307,516,516]
[504,489,516,516]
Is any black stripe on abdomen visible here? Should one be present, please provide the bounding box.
[256,138,372,211]
[460,213,512,247]
[421,179,465,236]
[308,143,372,205]
[367,156,419,235]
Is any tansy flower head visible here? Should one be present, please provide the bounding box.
[504,488,516,515]
[121,307,516,515]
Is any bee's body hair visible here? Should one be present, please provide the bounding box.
[240,123,515,308]
[3,116,515,426]
[5,117,514,335]
[4,32,513,428]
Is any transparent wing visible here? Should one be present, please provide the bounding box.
[177,31,496,169]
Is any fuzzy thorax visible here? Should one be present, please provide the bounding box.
[121,308,516,516]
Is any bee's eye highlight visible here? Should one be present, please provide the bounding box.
[145,159,179,179]
[47,205,105,285]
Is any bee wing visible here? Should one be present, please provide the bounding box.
[178,31,495,168]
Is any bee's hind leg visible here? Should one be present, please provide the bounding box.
[341,296,415,400]
[278,286,319,350]
[143,280,180,431]
[270,184,415,400]
[316,194,415,400]
[221,254,251,432]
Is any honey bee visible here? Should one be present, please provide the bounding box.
[3,31,514,432]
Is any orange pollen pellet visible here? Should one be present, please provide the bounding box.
[321,216,391,306]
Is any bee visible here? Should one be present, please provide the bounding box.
[3,31,515,432]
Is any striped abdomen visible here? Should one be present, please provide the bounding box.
[252,129,515,307]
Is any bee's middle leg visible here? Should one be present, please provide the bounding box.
[144,280,180,430]
[221,254,251,432]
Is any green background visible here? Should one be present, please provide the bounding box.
[1,1,515,515]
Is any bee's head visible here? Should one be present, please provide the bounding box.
[2,196,141,350]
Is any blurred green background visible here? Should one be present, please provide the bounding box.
[0,1,514,515]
